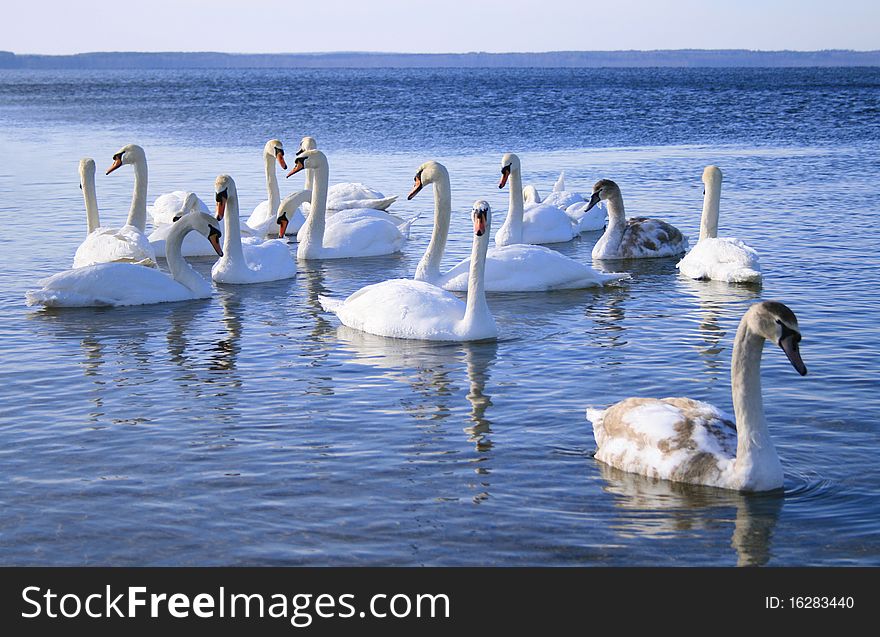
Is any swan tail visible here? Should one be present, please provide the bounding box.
[318,295,344,314]
[553,171,565,192]
[586,407,608,447]
[397,212,422,239]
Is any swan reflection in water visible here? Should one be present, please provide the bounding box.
[677,277,761,383]
[597,462,783,566]
[335,329,498,503]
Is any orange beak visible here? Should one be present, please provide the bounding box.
[278,214,289,238]
[106,157,123,175]
[215,196,226,221]
[407,176,423,200]
[474,214,487,236]
[208,228,223,257]
[276,151,288,171]
[498,166,510,189]
[286,159,305,178]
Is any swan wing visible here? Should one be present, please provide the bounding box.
[73,225,157,269]
[588,397,737,486]
[677,237,762,283]
[619,218,689,258]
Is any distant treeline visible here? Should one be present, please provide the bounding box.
[1,49,879,69]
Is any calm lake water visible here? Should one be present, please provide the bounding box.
[0,68,878,565]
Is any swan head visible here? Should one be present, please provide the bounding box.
[173,211,223,257]
[748,301,807,376]
[299,136,317,153]
[407,161,448,200]
[106,144,145,175]
[286,148,326,179]
[213,174,238,221]
[586,179,621,212]
[264,139,287,171]
[170,193,203,221]
[498,153,521,189]
[702,165,722,194]
[78,158,95,189]
[472,200,491,237]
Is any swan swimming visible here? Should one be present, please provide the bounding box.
[587,179,689,259]
[542,172,608,233]
[282,149,409,259]
[211,174,297,284]
[149,190,210,225]
[495,153,579,246]
[242,139,306,237]
[28,211,223,308]
[586,301,807,492]
[73,145,157,269]
[319,200,497,341]
[677,166,762,284]
[409,160,625,291]
[149,192,226,258]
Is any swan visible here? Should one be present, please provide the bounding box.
[587,179,689,259]
[534,171,608,233]
[149,190,210,225]
[242,139,306,237]
[149,192,225,258]
[319,200,497,341]
[522,185,542,205]
[409,161,625,292]
[211,174,297,284]
[27,211,223,308]
[73,144,157,269]
[677,166,762,284]
[298,136,399,213]
[495,153,578,246]
[586,301,807,492]
[282,149,408,259]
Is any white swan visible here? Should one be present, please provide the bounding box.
[73,144,157,269]
[529,171,608,233]
[586,301,807,492]
[522,184,542,205]
[495,153,578,246]
[319,200,497,341]
[242,139,306,237]
[149,190,210,225]
[211,174,297,284]
[409,161,625,292]
[28,212,223,308]
[298,136,399,213]
[677,166,762,284]
[149,192,224,258]
[588,179,689,259]
[282,149,408,259]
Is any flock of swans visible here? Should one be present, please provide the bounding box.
[25,138,805,493]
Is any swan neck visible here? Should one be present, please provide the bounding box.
[594,193,626,255]
[298,162,328,255]
[265,152,280,215]
[506,167,525,243]
[700,181,721,241]
[463,229,491,330]
[222,192,246,264]
[82,171,100,235]
[731,317,779,483]
[165,218,205,293]
[415,175,451,282]
[125,158,148,232]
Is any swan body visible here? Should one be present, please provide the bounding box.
[298,136,398,212]
[28,212,223,308]
[408,161,624,292]
[243,139,293,237]
[542,171,583,210]
[586,301,807,492]
[73,145,157,269]
[149,190,210,225]
[534,172,608,232]
[212,174,297,284]
[320,200,497,342]
[677,166,762,283]
[495,153,578,246]
[588,179,688,259]
[283,149,407,259]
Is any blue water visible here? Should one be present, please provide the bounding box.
[0,67,878,565]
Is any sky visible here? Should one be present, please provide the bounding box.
[5,0,879,55]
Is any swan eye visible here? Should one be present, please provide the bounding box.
[275,147,284,157]
[112,152,123,161]
[215,188,228,203]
